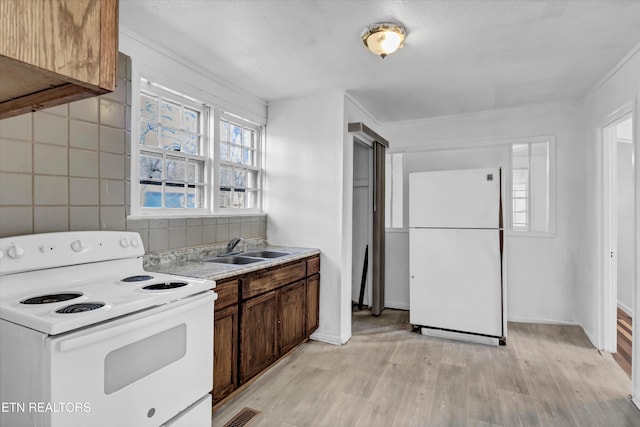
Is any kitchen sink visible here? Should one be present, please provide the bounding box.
[241,250,291,258]
[200,256,263,265]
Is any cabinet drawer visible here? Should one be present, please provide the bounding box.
[215,279,239,311]
[242,260,306,300]
[307,256,320,275]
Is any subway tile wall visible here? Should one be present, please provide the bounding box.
[0,53,267,252]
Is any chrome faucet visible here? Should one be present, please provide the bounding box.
[225,237,244,255]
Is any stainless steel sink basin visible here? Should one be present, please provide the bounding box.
[200,256,263,265]
[241,250,291,258]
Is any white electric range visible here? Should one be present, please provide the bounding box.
[0,231,217,427]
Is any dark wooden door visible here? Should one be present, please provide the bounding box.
[212,304,238,403]
[278,280,306,354]
[239,291,278,384]
[306,274,320,336]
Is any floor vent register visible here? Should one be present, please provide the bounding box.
[223,407,262,427]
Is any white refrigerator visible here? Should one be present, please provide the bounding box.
[409,168,506,345]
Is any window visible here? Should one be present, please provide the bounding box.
[218,115,260,209]
[509,139,554,234]
[132,79,262,216]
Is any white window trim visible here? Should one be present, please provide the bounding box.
[129,75,264,218]
[505,135,557,237]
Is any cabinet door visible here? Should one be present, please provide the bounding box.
[278,280,306,354]
[213,304,238,403]
[239,291,278,384]
[306,274,320,336]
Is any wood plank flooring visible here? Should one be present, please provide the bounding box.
[614,307,633,378]
[212,309,640,427]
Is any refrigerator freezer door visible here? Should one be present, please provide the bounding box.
[409,168,501,229]
[409,228,503,337]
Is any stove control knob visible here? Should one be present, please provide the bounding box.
[130,237,140,248]
[120,237,130,248]
[71,240,85,252]
[7,244,24,259]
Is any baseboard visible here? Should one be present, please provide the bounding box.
[384,301,409,310]
[309,331,343,346]
[420,327,500,346]
[618,302,634,317]
[508,315,581,326]
[632,396,640,412]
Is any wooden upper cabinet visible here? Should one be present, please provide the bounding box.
[0,0,118,119]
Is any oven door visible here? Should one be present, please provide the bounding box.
[45,291,215,427]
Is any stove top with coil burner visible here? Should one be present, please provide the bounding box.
[0,231,216,335]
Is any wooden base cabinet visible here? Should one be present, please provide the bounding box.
[212,254,320,405]
[239,291,279,384]
[278,280,307,355]
[212,305,238,402]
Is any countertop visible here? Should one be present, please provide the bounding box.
[145,245,320,282]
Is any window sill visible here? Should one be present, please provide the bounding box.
[505,230,556,238]
[127,211,266,220]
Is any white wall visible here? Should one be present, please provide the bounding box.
[381,103,585,325]
[265,90,347,344]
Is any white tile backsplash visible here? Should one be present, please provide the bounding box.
[100,126,125,154]
[69,120,99,150]
[100,179,125,205]
[0,139,31,173]
[100,99,126,128]
[0,207,33,237]
[99,152,125,180]
[186,225,203,246]
[34,206,68,233]
[100,206,126,230]
[69,178,99,205]
[69,149,99,177]
[34,176,68,205]
[69,97,99,123]
[34,112,68,145]
[0,173,32,205]
[34,144,68,175]
[0,114,32,141]
[70,206,100,231]
[149,227,169,252]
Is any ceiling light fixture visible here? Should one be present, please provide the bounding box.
[361,22,406,58]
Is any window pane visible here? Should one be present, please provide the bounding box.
[242,149,253,166]
[165,190,185,208]
[182,134,200,155]
[140,94,158,121]
[140,122,158,147]
[232,190,245,208]
[234,170,246,189]
[166,156,185,182]
[187,186,203,208]
[230,124,242,144]
[183,108,199,133]
[140,182,162,208]
[243,129,254,148]
[140,154,163,179]
[219,189,231,208]
[530,141,549,231]
[220,120,229,142]
[187,160,204,184]
[160,100,181,126]
[247,170,258,189]
[220,142,229,161]
[230,145,242,163]
[161,128,181,151]
[220,167,232,188]
[246,190,258,209]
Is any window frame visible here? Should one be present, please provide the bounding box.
[506,136,557,237]
[130,77,264,218]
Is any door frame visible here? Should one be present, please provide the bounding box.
[352,137,374,308]
[597,103,633,353]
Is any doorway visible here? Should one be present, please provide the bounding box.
[602,113,634,377]
[352,139,373,310]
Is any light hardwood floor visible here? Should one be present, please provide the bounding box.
[212,309,640,427]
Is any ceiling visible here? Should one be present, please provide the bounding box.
[119,0,640,123]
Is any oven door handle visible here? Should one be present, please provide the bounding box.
[57,292,215,353]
